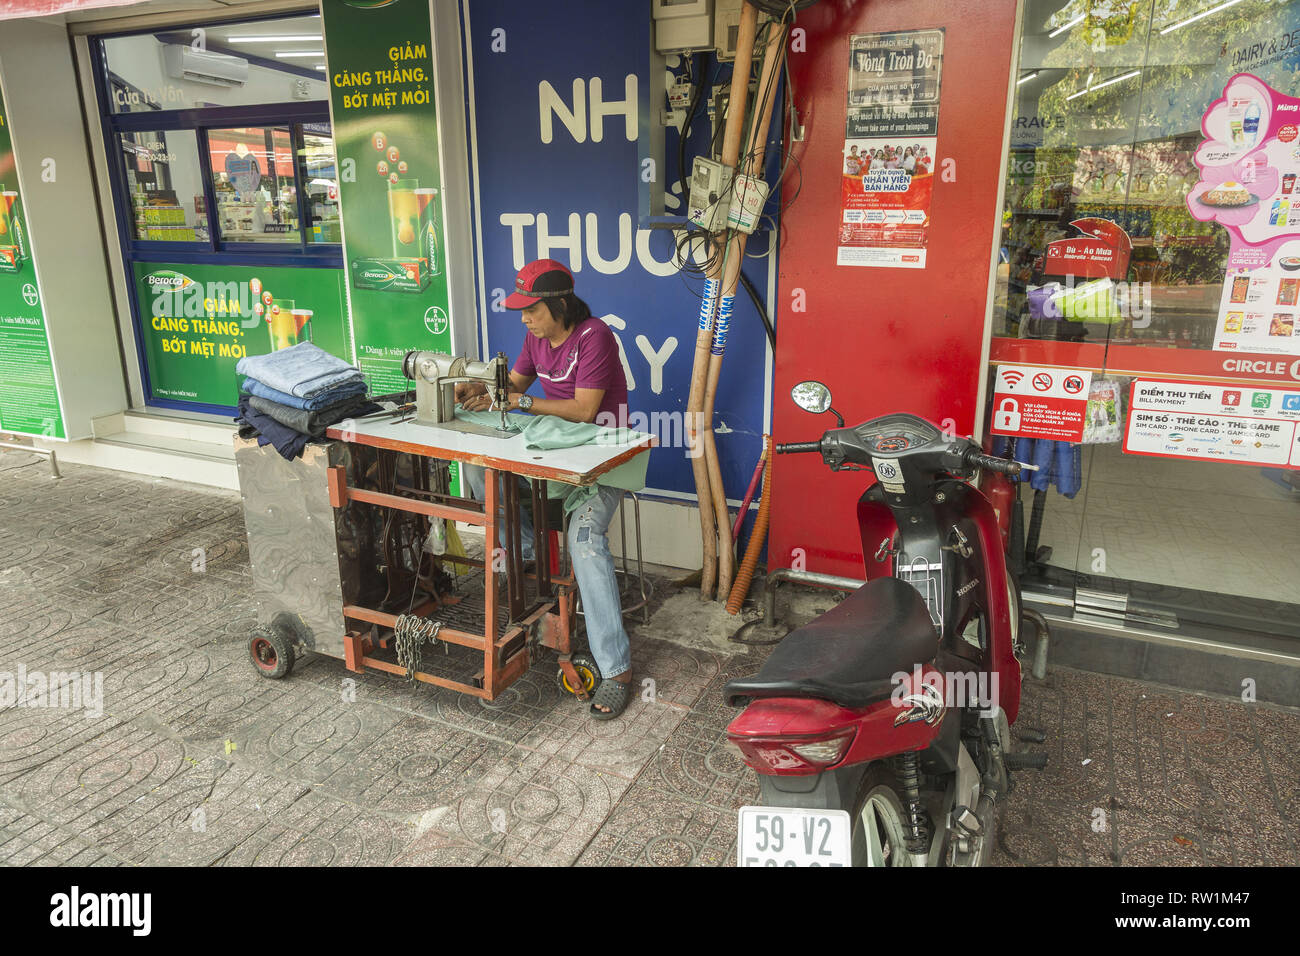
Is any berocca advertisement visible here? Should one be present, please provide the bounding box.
[133,262,351,407]
[0,75,64,439]
[321,0,454,393]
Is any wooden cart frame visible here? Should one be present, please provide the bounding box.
[320,419,654,700]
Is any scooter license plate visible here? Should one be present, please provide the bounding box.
[737,807,852,867]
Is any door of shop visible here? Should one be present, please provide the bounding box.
[990,0,1300,646]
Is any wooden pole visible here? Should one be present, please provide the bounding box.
[700,15,787,600]
[685,0,759,599]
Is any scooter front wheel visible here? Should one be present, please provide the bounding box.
[851,764,923,867]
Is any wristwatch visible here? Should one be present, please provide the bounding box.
[517,394,534,411]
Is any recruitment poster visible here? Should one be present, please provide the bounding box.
[320,0,454,393]
[133,262,350,407]
[837,28,944,269]
[0,74,64,439]
[1188,74,1300,356]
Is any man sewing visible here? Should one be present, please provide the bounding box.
[456,259,634,720]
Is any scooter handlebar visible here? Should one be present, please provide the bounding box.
[775,440,823,455]
[963,448,1022,476]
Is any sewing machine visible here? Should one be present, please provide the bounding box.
[402,349,514,438]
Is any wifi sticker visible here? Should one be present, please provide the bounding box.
[999,368,1025,390]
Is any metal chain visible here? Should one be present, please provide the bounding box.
[394,614,443,684]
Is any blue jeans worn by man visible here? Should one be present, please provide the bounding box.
[458,258,634,717]
[461,464,631,682]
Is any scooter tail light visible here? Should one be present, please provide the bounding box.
[790,737,853,763]
[728,727,857,775]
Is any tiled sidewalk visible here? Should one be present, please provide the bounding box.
[0,448,1296,866]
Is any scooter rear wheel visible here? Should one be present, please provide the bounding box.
[850,764,923,867]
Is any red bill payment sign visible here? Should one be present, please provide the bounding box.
[1124,379,1300,466]
[990,364,1091,441]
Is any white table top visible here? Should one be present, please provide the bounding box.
[327,413,654,485]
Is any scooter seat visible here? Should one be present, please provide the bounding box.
[724,577,938,709]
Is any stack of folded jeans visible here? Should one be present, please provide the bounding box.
[234,343,379,460]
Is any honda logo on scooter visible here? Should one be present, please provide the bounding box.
[893,682,946,727]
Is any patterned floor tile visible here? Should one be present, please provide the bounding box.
[3,447,1300,868]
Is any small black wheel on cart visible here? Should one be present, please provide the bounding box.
[557,652,600,697]
[249,625,295,679]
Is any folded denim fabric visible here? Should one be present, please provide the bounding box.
[236,395,309,460]
[248,394,380,438]
[236,342,363,398]
[242,376,368,411]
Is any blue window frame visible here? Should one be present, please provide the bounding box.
[87,15,344,415]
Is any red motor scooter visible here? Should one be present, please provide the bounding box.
[725,381,1047,867]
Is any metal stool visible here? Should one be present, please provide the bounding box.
[570,490,651,624]
[614,492,651,623]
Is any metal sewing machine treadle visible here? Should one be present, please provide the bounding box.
[402,349,514,438]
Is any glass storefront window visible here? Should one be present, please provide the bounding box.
[103,14,327,115]
[93,12,342,417]
[989,0,1300,637]
[209,126,299,243]
[117,129,206,241]
[299,126,341,244]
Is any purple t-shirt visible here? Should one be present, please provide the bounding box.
[513,316,629,421]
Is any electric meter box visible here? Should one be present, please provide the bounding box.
[714,0,744,61]
[726,173,770,234]
[688,156,733,231]
[652,0,714,53]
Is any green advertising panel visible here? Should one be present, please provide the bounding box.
[321,0,454,390]
[0,78,65,439]
[133,262,350,407]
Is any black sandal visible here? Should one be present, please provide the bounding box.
[589,677,631,720]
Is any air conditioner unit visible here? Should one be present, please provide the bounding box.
[162,45,249,88]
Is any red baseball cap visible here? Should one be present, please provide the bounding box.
[502,259,574,309]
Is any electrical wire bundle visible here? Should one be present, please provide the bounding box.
[670,7,810,349]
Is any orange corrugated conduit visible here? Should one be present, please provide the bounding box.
[726,435,772,615]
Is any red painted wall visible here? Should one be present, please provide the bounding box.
[770,0,1019,581]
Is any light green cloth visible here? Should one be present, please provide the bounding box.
[453,408,652,513]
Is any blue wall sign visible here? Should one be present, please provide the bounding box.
[462,0,779,501]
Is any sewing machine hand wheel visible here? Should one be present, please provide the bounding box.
[556,653,601,698]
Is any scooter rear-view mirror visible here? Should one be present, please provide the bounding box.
[791,381,844,427]
[791,380,831,412]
